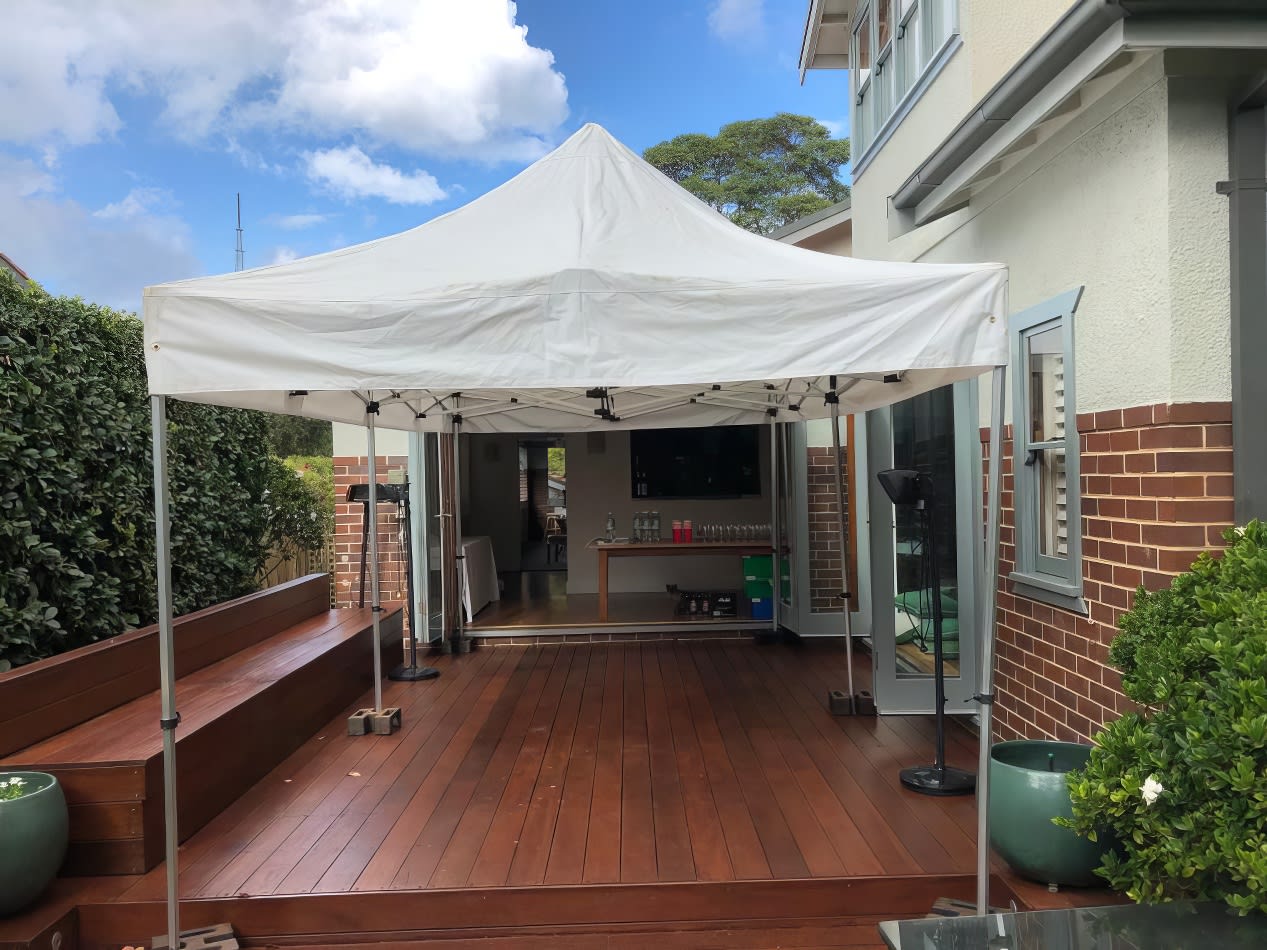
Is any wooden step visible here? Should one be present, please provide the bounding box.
[75,876,975,950]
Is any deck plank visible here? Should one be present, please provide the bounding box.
[543,647,607,885]
[688,645,809,879]
[505,647,591,886]
[641,644,696,882]
[618,646,657,883]
[581,644,626,883]
[466,646,578,886]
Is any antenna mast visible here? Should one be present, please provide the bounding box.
[235,193,245,272]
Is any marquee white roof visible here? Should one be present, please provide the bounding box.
[143,124,1007,432]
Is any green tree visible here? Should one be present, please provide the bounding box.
[267,414,332,457]
[547,447,565,478]
[643,113,850,235]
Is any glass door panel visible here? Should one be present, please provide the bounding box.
[868,382,980,713]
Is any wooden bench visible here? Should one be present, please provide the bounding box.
[0,575,401,876]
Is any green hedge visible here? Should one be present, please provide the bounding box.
[0,274,285,668]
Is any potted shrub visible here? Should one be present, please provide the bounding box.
[1061,521,1267,914]
[0,771,68,916]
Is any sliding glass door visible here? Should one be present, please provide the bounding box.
[867,382,981,714]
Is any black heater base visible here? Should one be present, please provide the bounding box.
[388,664,441,682]
[900,764,976,796]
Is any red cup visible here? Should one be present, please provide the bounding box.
[672,522,683,543]
[683,520,693,543]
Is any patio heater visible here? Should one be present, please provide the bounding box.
[876,468,975,796]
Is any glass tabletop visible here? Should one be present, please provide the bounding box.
[878,901,1267,950]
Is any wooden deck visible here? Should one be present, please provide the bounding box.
[106,639,978,901]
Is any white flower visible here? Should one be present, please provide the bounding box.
[1141,775,1164,806]
[9,778,22,786]
[0,780,8,789]
[1234,525,1248,537]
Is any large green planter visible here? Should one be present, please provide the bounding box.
[0,772,68,916]
[989,741,1104,888]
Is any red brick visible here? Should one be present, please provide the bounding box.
[1093,409,1124,431]
[1110,476,1142,497]
[1162,498,1235,523]
[1113,565,1143,589]
[1142,523,1211,547]
[1158,548,1203,573]
[1206,474,1234,496]
[1075,412,1095,433]
[1097,454,1125,474]
[1111,521,1141,543]
[1151,403,1171,424]
[1121,405,1154,427]
[1125,498,1157,520]
[1109,430,1140,452]
[1085,432,1113,452]
[1123,452,1156,473]
[1168,401,1232,424]
[1140,425,1204,449]
[1155,450,1234,474]
[1125,544,1159,569]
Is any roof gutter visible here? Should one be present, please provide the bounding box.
[892,0,1129,210]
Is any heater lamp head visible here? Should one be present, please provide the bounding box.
[877,468,928,506]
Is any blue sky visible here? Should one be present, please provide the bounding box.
[0,1,849,312]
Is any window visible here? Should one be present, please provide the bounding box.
[851,0,958,162]
[1010,288,1085,612]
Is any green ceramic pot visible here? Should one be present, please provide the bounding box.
[989,741,1104,887]
[0,772,68,916]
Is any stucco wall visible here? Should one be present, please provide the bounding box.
[1166,77,1234,405]
[966,0,1078,103]
[333,421,409,457]
[852,59,1231,415]
[792,225,853,257]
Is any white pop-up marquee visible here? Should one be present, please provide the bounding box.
[143,124,1009,945]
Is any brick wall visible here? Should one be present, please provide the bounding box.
[806,446,858,614]
[984,402,1234,744]
[333,455,410,610]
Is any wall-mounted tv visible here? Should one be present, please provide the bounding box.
[629,426,761,499]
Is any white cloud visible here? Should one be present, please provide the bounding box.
[0,155,200,311]
[0,1,569,160]
[93,187,169,221]
[268,246,299,265]
[708,0,765,43]
[269,212,330,231]
[305,147,446,205]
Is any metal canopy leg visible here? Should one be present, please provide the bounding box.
[976,366,1007,914]
[350,394,401,736]
[769,415,781,635]
[452,409,469,652]
[150,395,183,950]
[828,392,862,715]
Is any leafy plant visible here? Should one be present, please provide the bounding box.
[1062,522,1267,914]
[0,273,322,668]
[259,456,334,579]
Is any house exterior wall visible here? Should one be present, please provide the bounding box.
[838,5,1238,741]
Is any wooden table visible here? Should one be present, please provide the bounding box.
[595,540,778,621]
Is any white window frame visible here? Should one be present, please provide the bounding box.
[1009,287,1086,614]
[850,0,960,175]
